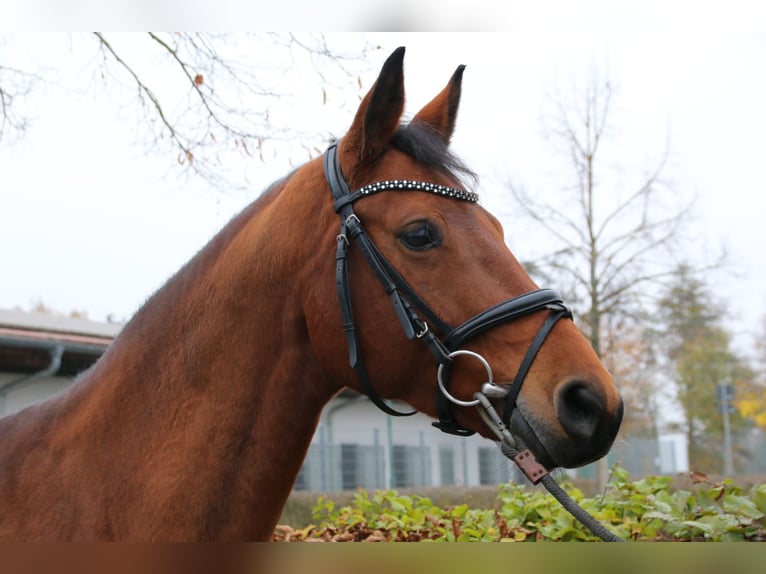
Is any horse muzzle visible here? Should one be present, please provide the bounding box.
[510,378,624,469]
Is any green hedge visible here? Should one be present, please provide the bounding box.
[275,467,766,541]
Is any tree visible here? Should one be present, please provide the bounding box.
[1,33,376,186]
[657,265,755,473]
[655,264,723,359]
[506,71,691,489]
[735,314,766,429]
[599,318,661,438]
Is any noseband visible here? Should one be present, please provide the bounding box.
[323,142,572,436]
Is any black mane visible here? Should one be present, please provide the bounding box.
[391,122,478,191]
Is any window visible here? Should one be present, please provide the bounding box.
[478,446,507,485]
[391,445,430,488]
[439,446,455,485]
[341,444,360,490]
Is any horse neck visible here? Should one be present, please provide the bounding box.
[72,167,338,539]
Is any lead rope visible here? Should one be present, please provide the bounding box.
[473,393,624,542]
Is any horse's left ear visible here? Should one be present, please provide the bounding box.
[340,47,406,167]
[411,65,465,144]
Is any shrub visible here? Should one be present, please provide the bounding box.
[273,467,766,542]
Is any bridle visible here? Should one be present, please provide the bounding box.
[323,141,623,542]
[323,141,572,437]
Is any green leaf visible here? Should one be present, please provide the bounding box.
[719,530,746,542]
[643,510,675,522]
[682,520,714,536]
[390,499,406,514]
[751,483,766,514]
[451,504,469,519]
[694,487,722,512]
[723,494,764,520]
[610,465,630,485]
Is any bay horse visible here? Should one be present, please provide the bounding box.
[0,48,622,541]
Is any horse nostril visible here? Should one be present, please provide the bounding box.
[556,380,605,440]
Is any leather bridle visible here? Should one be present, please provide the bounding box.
[323,141,573,436]
[321,142,625,542]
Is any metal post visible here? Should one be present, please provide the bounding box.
[373,428,381,489]
[718,383,734,476]
[461,437,468,486]
[722,400,734,476]
[318,426,327,491]
[386,411,394,489]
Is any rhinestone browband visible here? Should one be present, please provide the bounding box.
[355,180,478,203]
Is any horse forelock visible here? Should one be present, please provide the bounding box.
[391,122,478,192]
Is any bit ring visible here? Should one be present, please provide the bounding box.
[437,349,493,407]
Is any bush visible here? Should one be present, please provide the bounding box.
[274,467,766,541]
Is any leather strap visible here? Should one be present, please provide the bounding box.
[433,290,570,435]
[326,144,418,417]
[444,289,567,350]
[323,141,574,434]
[501,305,571,427]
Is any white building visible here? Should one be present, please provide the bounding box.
[0,308,118,417]
[299,394,516,491]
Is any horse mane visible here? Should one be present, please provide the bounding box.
[391,122,478,191]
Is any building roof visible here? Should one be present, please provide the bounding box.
[0,308,122,340]
[0,309,123,376]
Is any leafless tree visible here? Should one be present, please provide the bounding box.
[506,71,694,491]
[2,33,377,187]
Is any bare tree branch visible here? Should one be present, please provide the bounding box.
[0,62,43,144]
[4,33,376,183]
[506,180,590,249]
[87,33,377,188]
[594,156,668,243]
[505,69,701,490]
[93,33,195,165]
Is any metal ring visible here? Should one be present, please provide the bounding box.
[436,349,493,407]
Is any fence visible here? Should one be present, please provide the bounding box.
[294,420,766,493]
[294,425,520,492]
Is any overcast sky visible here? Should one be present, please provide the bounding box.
[2,28,765,354]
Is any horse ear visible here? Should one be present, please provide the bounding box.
[340,47,406,165]
[411,64,465,144]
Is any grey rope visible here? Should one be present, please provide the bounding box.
[474,393,624,542]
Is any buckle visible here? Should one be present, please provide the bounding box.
[513,449,548,484]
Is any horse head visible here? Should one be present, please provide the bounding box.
[304,47,623,472]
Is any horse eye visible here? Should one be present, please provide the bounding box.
[399,222,442,251]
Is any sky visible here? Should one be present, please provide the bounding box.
[2,27,766,357]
